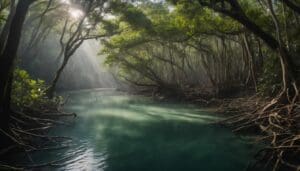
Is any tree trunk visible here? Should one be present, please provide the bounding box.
[0,0,34,147]
[266,0,298,101]
[243,34,257,92]
[202,0,298,98]
[256,38,264,70]
[26,0,53,51]
[242,37,251,86]
[47,60,68,99]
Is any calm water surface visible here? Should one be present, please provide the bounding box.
[15,89,257,171]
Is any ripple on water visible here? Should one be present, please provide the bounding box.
[11,90,258,171]
[58,141,108,171]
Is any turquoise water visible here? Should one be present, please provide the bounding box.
[14,90,257,170]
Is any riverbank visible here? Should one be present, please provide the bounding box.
[133,86,300,171]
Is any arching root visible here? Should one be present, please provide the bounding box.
[221,85,300,171]
[0,99,76,169]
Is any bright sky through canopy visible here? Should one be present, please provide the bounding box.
[60,0,84,19]
[69,8,84,19]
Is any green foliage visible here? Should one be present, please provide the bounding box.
[174,1,241,35]
[101,0,299,97]
[110,1,153,30]
[101,20,120,35]
[122,6,152,30]
[12,68,49,108]
[102,1,249,88]
[0,0,10,26]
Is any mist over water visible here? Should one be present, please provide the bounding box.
[20,37,120,91]
[57,40,119,90]
[8,90,258,171]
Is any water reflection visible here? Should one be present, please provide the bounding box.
[15,90,257,170]
[60,146,107,171]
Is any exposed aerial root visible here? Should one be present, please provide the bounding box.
[0,99,76,169]
[220,86,300,171]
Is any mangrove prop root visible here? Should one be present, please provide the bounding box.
[0,101,76,169]
[220,89,300,171]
